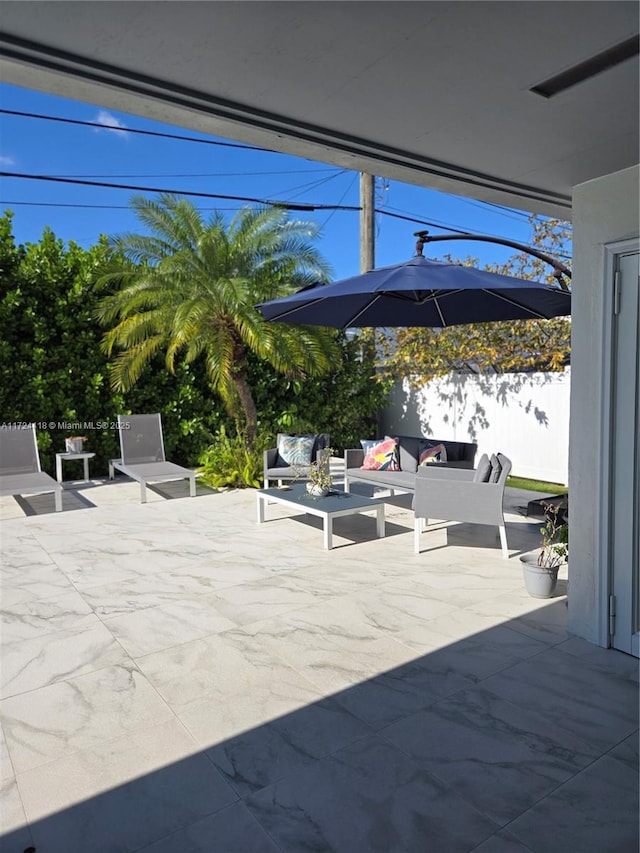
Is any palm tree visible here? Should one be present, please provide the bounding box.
[96,194,339,444]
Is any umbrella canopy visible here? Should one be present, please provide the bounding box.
[256,255,571,328]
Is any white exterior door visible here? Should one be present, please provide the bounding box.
[610,250,640,657]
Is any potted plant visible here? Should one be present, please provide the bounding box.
[305,449,334,497]
[520,501,568,598]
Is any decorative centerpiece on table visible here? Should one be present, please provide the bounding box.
[305,450,333,497]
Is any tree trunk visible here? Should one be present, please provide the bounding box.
[232,371,258,446]
[228,331,258,445]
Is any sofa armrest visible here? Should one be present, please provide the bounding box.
[344,448,364,469]
[414,478,505,526]
[441,460,475,469]
[264,448,278,472]
[416,466,476,482]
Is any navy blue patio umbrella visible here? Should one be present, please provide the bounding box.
[256,239,571,329]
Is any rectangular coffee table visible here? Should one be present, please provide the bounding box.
[257,483,385,549]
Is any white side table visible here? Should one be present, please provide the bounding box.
[55,452,96,484]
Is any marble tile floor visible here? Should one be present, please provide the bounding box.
[0,478,638,852]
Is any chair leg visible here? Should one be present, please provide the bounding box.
[498,525,509,559]
[344,476,350,493]
[414,520,421,554]
[140,481,147,504]
[54,487,63,512]
[189,475,196,497]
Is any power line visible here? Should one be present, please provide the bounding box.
[0,199,429,221]
[320,173,359,229]
[379,207,572,258]
[0,195,462,230]
[3,166,351,206]
[42,168,346,179]
[0,200,253,212]
[0,108,269,151]
[384,204,507,235]
[465,199,535,221]
[271,170,350,201]
[375,209,471,235]
[0,172,361,211]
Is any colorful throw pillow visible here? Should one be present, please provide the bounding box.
[386,435,422,473]
[276,434,315,467]
[419,443,448,465]
[361,437,400,471]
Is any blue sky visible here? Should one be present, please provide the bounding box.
[0,82,564,281]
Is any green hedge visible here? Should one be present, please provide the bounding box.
[0,216,223,475]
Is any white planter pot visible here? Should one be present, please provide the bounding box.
[520,552,561,598]
[306,482,329,497]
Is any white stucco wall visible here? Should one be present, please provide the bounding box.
[379,371,570,485]
[569,165,640,646]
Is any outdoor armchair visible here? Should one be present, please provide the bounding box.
[413,452,512,558]
[0,424,63,512]
[108,413,196,503]
[264,433,330,487]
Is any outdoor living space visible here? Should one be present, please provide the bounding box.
[1,475,638,853]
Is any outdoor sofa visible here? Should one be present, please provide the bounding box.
[344,434,477,494]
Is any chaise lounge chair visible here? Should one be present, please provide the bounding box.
[108,413,196,503]
[0,424,63,512]
[413,452,512,558]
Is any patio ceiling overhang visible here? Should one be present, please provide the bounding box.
[1,1,638,220]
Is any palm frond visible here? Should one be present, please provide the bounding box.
[129,194,204,251]
[108,335,167,390]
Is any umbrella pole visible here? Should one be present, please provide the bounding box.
[414,230,571,290]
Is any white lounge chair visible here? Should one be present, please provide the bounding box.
[0,424,63,512]
[108,413,196,503]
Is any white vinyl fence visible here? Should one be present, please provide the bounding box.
[378,370,570,485]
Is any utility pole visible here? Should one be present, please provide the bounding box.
[359,172,377,357]
[360,172,375,273]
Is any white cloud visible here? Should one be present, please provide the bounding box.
[93,110,130,139]
[0,154,16,166]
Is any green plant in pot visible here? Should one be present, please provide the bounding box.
[521,501,568,598]
[305,448,333,497]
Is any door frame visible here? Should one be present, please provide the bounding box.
[599,237,639,649]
